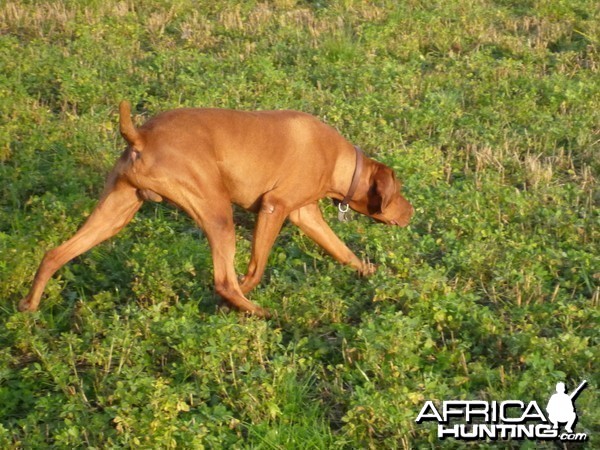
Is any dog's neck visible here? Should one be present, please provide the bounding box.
[338,146,363,207]
[329,145,368,204]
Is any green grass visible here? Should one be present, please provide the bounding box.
[1,0,598,448]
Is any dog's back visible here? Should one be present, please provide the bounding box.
[120,105,347,210]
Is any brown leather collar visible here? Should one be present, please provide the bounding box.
[335,145,363,211]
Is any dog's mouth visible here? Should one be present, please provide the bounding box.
[376,205,414,227]
[373,216,396,226]
[373,216,410,227]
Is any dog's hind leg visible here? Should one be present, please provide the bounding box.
[19,180,142,312]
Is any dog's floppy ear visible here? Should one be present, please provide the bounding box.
[367,165,397,214]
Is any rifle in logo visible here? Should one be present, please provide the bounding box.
[546,380,587,433]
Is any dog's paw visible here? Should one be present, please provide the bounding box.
[18,296,37,312]
[359,262,378,277]
[251,306,272,319]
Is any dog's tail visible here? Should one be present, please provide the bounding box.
[119,101,143,150]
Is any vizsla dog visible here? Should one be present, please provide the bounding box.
[19,102,413,317]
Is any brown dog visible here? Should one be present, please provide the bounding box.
[19,102,413,317]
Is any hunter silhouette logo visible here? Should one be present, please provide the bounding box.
[416,380,589,442]
[546,380,587,434]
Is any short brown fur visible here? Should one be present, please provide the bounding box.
[19,101,413,317]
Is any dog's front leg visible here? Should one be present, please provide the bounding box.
[239,193,289,294]
[180,197,270,318]
[288,202,376,276]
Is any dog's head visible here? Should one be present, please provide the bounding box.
[351,162,413,227]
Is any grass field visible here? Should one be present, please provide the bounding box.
[0,0,598,448]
